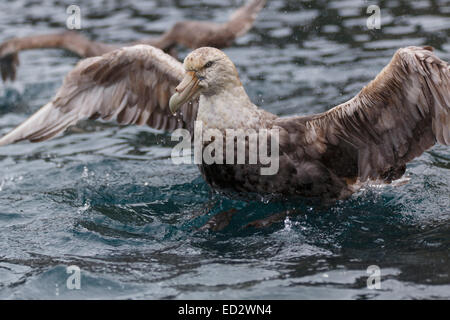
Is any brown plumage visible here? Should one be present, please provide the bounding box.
[0,0,265,82]
[0,45,448,202]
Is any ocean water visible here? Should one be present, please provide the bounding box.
[0,0,449,299]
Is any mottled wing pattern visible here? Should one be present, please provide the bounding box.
[0,45,198,146]
[284,46,449,184]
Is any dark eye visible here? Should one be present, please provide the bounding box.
[204,61,214,68]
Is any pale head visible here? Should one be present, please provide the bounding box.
[169,47,241,113]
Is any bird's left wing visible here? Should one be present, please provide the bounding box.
[279,46,449,184]
[0,45,198,146]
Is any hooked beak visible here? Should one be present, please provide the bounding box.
[169,71,201,114]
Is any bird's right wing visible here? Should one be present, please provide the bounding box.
[0,31,116,82]
[0,45,197,146]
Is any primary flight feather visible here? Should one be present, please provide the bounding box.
[0,45,448,201]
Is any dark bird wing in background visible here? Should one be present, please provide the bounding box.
[0,45,197,146]
[0,0,265,82]
[153,0,266,49]
[0,32,118,82]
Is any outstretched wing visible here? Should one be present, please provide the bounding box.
[155,0,266,50]
[226,0,266,38]
[0,1,266,82]
[279,46,449,184]
[0,45,197,146]
[0,31,117,82]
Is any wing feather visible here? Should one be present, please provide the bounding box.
[288,46,449,183]
[226,0,266,38]
[0,45,198,146]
